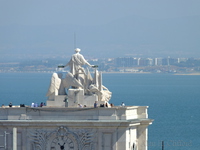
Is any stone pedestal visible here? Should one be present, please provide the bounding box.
[46,92,107,108]
[46,95,66,107]
[46,89,107,108]
[68,89,99,107]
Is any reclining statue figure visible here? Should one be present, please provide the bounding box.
[46,72,83,100]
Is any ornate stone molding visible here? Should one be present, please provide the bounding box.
[28,126,97,150]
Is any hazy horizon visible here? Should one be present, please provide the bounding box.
[0,0,200,61]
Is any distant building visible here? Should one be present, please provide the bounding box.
[147,58,154,66]
[154,58,162,66]
[138,58,149,66]
[178,58,188,63]
[115,57,138,67]
[162,57,178,66]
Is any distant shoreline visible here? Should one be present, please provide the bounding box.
[174,73,200,75]
[102,71,151,74]
[1,71,200,75]
[103,72,200,75]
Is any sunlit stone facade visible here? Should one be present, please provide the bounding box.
[0,106,153,150]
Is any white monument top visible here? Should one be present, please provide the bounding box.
[0,50,153,150]
[46,48,112,108]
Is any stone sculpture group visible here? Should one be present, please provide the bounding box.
[46,48,112,107]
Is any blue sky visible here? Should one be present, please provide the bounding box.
[1,0,199,25]
[0,0,200,60]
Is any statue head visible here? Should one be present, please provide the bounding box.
[75,48,81,53]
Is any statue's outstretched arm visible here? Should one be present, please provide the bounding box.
[85,61,92,67]
[64,61,70,67]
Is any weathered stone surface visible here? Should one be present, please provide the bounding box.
[0,107,153,150]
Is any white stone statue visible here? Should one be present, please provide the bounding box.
[46,48,112,107]
[65,48,94,77]
[88,69,112,101]
[46,73,61,99]
[46,72,83,100]
[62,72,83,89]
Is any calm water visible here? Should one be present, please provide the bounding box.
[0,73,200,150]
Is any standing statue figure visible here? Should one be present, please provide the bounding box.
[65,48,94,78]
[46,48,112,107]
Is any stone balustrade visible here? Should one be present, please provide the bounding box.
[0,106,148,121]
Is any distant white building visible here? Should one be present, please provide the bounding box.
[178,58,188,63]
[124,68,139,72]
[154,58,162,66]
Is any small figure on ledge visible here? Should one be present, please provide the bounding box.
[9,102,12,107]
[94,101,98,108]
